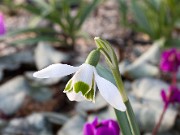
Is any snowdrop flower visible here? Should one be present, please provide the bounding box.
[33,49,126,111]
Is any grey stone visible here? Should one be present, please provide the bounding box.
[57,115,86,135]
[0,119,7,131]
[129,93,177,133]
[144,130,180,135]
[35,42,70,70]
[88,107,116,122]
[119,39,164,79]
[43,112,69,125]
[29,87,53,102]
[0,50,34,81]
[2,113,52,135]
[132,78,169,105]
[0,76,29,115]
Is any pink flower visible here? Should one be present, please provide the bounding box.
[161,85,180,107]
[83,117,120,135]
[0,13,6,35]
[160,48,180,73]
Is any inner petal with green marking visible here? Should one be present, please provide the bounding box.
[85,88,94,102]
[64,79,73,92]
[84,78,95,102]
[74,81,90,95]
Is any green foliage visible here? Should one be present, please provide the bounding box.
[118,0,180,47]
[0,0,19,15]
[1,0,100,48]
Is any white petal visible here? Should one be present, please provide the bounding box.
[92,78,96,102]
[93,69,126,111]
[33,64,79,78]
[72,64,94,87]
[66,91,86,101]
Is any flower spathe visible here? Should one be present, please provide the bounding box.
[83,117,120,135]
[33,63,126,111]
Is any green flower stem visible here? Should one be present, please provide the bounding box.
[112,68,140,135]
[111,68,128,102]
[94,37,140,135]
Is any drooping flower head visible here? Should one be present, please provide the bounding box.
[83,117,120,135]
[0,13,6,35]
[161,85,180,107]
[33,49,126,111]
[160,48,180,73]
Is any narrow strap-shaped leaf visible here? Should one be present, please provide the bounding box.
[11,36,62,45]
[76,0,100,29]
[131,0,153,36]
[0,27,58,40]
[115,109,133,135]
[117,0,128,25]
[125,100,140,135]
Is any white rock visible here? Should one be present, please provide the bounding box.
[0,76,29,115]
[119,39,165,79]
[35,42,70,70]
[132,78,169,105]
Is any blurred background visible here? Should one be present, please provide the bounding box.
[0,0,180,135]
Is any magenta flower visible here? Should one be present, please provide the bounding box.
[0,13,6,35]
[160,48,180,73]
[83,117,120,135]
[161,85,180,107]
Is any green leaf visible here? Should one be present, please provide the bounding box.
[131,0,153,36]
[20,4,42,16]
[31,0,51,11]
[125,100,140,135]
[165,38,180,48]
[117,0,128,25]
[0,27,58,40]
[76,0,100,29]
[11,36,62,45]
[115,109,133,135]
[96,64,115,84]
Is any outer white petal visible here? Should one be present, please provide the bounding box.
[66,91,86,101]
[33,64,79,78]
[72,64,94,87]
[93,69,126,111]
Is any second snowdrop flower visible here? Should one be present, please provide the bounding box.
[33,49,126,111]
